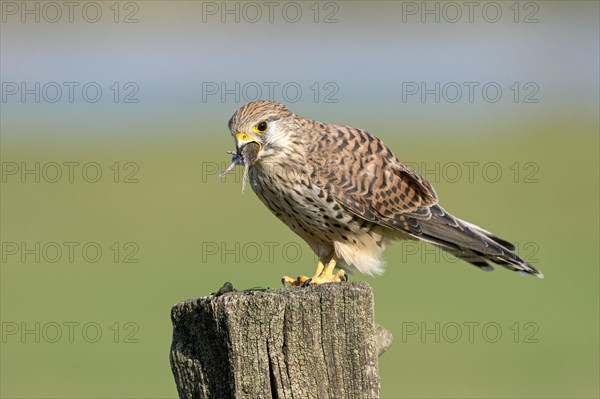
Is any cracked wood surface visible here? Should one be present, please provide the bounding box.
[170,281,385,399]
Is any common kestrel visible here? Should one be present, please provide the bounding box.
[223,100,543,285]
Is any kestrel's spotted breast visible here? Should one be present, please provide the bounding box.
[225,100,543,284]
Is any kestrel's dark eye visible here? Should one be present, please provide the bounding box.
[257,121,268,132]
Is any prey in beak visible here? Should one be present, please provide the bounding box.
[220,141,261,193]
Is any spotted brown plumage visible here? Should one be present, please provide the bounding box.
[224,100,543,283]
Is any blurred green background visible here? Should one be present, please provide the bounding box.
[1,1,598,398]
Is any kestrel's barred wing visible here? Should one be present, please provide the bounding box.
[307,125,437,230]
[306,124,543,277]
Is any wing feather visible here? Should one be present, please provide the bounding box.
[305,123,543,278]
[306,125,437,234]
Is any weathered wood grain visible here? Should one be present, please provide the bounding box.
[170,281,388,399]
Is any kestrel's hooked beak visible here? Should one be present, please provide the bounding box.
[235,132,262,153]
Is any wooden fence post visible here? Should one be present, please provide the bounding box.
[170,281,391,399]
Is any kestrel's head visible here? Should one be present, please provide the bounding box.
[228,100,294,163]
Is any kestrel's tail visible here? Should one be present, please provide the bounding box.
[414,205,544,278]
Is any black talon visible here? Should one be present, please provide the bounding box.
[281,277,286,286]
[342,274,348,282]
[301,278,312,287]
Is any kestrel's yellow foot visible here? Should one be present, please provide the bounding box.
[282,257,346,286]
[281,275,311,286]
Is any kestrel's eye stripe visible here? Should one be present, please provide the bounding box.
[266,115,284,122]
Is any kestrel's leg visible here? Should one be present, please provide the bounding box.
[282,256,346,286]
